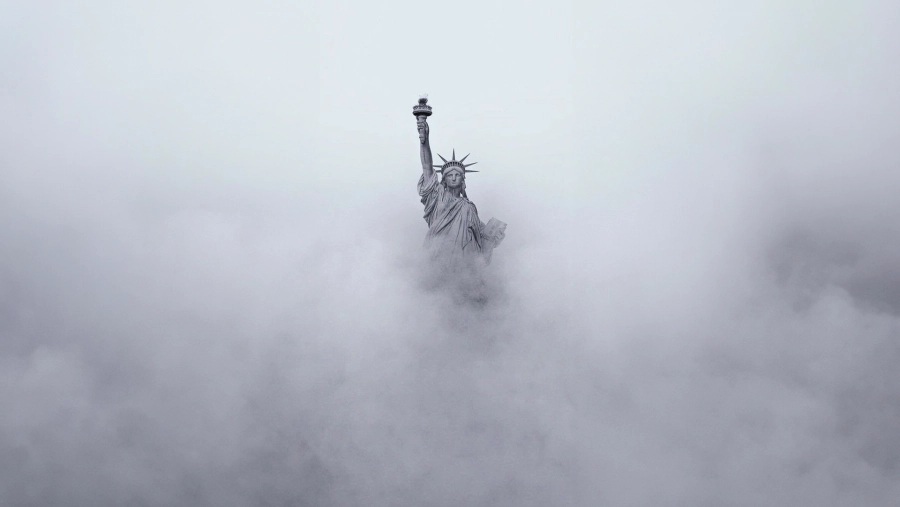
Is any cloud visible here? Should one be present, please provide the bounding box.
[2,1,900,505]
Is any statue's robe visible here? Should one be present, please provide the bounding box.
[418,172,494,265]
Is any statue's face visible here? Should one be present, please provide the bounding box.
[443,170,463,191]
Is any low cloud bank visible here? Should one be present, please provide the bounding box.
[2,148,900,506]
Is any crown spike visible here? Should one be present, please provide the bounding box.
[459,153,470,164]
[463,161,478,167]
[452,149,456,161]
[437,154,448,164]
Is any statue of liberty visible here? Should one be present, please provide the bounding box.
[413,96,506,267]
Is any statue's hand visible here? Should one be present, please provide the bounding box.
[417,118,429,144]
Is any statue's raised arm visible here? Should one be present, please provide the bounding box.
[413,96,434,181]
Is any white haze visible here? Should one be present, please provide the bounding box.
[2,1,900,505]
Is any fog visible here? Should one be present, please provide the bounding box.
[2,1,900,505]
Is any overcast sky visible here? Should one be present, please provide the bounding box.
[2,1,900,506]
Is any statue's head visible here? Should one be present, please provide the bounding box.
[433,149,478,197]
[442,167,464,192]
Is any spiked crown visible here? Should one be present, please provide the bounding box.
[433,149,478,174]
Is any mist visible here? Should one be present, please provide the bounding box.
[2,1,900,505]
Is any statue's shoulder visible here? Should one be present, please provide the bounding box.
[418,172,441,197]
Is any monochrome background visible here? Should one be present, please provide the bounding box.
[2,1,899,505]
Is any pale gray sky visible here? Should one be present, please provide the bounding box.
[2,1,900,506]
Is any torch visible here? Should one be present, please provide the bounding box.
[413,94,432,144]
